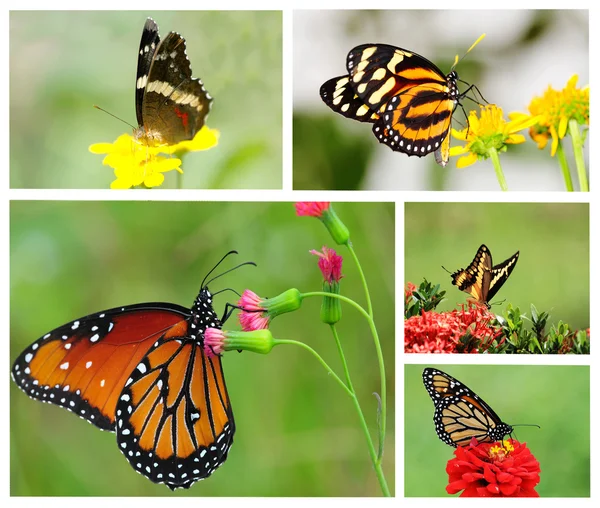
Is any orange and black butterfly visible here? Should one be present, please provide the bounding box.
[423,368,513,447]
[448,244,519,308]
[320,42,481,166]
[11,251,247,490]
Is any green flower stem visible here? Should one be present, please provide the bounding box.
[275,333,390,496]
[329,325,391,497]
[331,325,353,389]
[302,291,387,468]
[569,119,588,192]
[488,147,508,191]
[273,339,352,397]
[176,171,183,190]
[346,243,373,317]
[555,142,574,192]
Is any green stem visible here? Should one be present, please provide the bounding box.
[346,243,373,317]
[276,333,390,496]
[555,142,574,191]
[303,292,387,467]
[302,291,369,320]
[488,147,508,191]
[330,325,353,389]
[568,119,588,191]
[329,325,390,496]
[176,170,183,190]
[273,339,352,397]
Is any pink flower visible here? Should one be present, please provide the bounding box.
[446,439,541,497]
[204,328,226,357]
[294,202,330,217]
[310,246,343,283]
[238,290,270,331]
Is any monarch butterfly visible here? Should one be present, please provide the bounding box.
[422,368,513,447]
[320,41,482,166]
[11,251,247,490]
[448,244,519,308]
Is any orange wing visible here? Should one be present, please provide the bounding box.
[11,304,189,430]
[116,329,234,490]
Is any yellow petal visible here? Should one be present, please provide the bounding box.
[558,116,569,139]
[449,145,469,156]
[505,134,526,144]
[89,143,116,154]
[550,125,559,157]
[144,172,165,188]
[456,153,478,169]
[451,128,468,141]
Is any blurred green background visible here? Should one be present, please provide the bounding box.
[10,201,394,496]
[405,364,590,497]
[405,202,589,330]
[293,9,589,190]
[10,11,282,189]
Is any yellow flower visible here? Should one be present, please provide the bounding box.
[449,105,540,168]
[89,126,219,189]
[510,74,589,156]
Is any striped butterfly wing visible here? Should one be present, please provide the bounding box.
[140,30,212,144]
[346,44,458,157]
[320,75,380,123]
[11,304,189,431]
[422,368,513,447]
[136,18,161,127]
[450,244,493,305]
[116,327,234,490]
[487,251,520,302]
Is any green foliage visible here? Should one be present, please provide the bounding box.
[490,304,590,354]
[404,279,445,318]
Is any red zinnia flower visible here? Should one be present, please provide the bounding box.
[404,304,502,353]
[294,202,330,217]
[310,246,343,283]
[446,438,541,497]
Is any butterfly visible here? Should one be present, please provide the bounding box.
[320,43,478,166]
[448,244,519,308]
[11,252,244,490]
[133,18,212,145]
[422,368,513,447]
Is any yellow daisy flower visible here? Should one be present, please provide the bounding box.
[89,126,219,189]
[450,105,540,168]
[510,74,589,157]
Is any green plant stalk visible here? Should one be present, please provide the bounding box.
[304,291,386,441]
[555,142,574,191]
[569,119,588,191]
[273,339,352,396]
[346,243,373,316]
[488,147,508,191]
[274,334,390,496]
[302,291,388,490]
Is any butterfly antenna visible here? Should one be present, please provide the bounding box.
[201,250,238,288]
[441,265,453,275]
[451,33,486,71]
[511,423,541,429]
[204,261,257,288]
[94,105,137,130]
